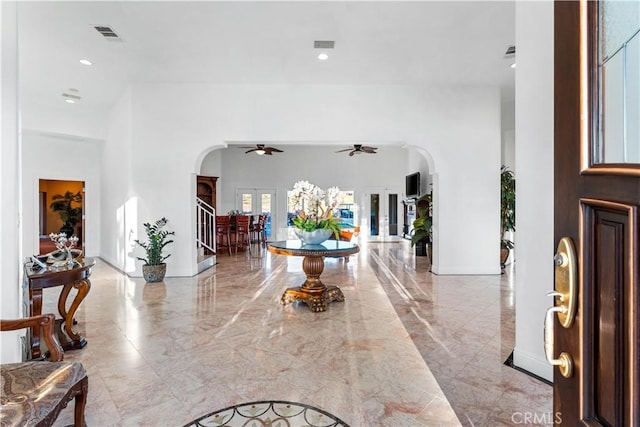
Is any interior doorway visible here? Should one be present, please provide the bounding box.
[38,179,85,254]
[364,188,402,240]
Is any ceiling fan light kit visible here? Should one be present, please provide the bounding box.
[240,144,284,155]
[336,144,378,156]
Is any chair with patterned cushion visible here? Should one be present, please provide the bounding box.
[0,314,88,427]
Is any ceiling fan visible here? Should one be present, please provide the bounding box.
[240,144,283,155]
[336,144,378,156]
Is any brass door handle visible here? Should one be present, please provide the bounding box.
[543,237,578,378]
[553,237,578,328]
[544,300,573,378]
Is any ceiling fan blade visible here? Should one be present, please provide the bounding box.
[361,148,377,153]
[245,148,257,154]
[336,148,353,153]
[265,147,283,153]
[349,151,356,156]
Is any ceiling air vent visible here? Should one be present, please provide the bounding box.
[94,25,122,41]
[504,45,516,57]
[62,93,82,101]
[314,40,335,49]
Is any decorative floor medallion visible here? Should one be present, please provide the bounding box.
[184,400,349,427]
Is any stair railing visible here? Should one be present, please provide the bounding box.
[196,198,216,254]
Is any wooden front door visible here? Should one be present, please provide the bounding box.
[554,1,639,425]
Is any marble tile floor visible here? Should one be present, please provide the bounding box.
[47,240,551,426]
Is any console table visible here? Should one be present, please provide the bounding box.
[267,240,359,312]
[24,258,94,359]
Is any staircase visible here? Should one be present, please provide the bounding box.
[196,198,216,273]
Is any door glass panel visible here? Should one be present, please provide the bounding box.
[626,34,640,162]
[241,193,252,213]
[602,49,625,162]
[260,193,272,237]
[370,194,379,236]
[596,1,640,164]
[337,190,355,228]
[388,194,398,235]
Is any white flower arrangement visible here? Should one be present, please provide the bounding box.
[289,180,342,236]
[49,232,79,253]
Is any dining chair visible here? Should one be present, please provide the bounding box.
[234,215,251,253]
[215,215,232,255]
[250,214,267,245]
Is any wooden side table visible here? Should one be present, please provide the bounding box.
[24,258,94,359]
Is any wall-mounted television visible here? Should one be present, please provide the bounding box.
[405,172,420,198]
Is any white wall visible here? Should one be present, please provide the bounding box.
[110,82,501,277]
[21,130,102,258]
[206,145,412,239]
[513,0,554,381]
[1,0,23,363]
[20,98,106,142]
[100,88,134,271]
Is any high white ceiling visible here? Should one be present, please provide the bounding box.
[17,1,515,117]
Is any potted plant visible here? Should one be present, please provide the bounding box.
[411,191,432,261]
[49,191,83,237]
[134,217,175,282]
[500,166,516,272]
[288,180,342,244]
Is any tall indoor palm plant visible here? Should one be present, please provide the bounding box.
[500,166,516,270]
[49,190,83,236]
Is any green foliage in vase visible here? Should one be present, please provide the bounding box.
[134,217,175,265]
[501,165,516,249]
[292,215,342,239]
[411,191,433,246]
[49,191,83,234]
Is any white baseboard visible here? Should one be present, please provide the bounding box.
[513,348,553,382]
[432,265,502,275]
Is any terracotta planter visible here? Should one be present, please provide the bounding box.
[142,263,167,283]
[500,248,510,272]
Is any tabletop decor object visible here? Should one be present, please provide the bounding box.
[134,217,175,283]
[47,233,80,268]
[289,180,342,245]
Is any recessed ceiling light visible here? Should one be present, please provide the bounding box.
[65,99,76,104]
[79,59,92,66]
[510,63,516,69]
[318,53,329,61]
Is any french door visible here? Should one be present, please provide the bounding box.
[554,1,639,425]
[364,188,401,239]
[236,188,276,239]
